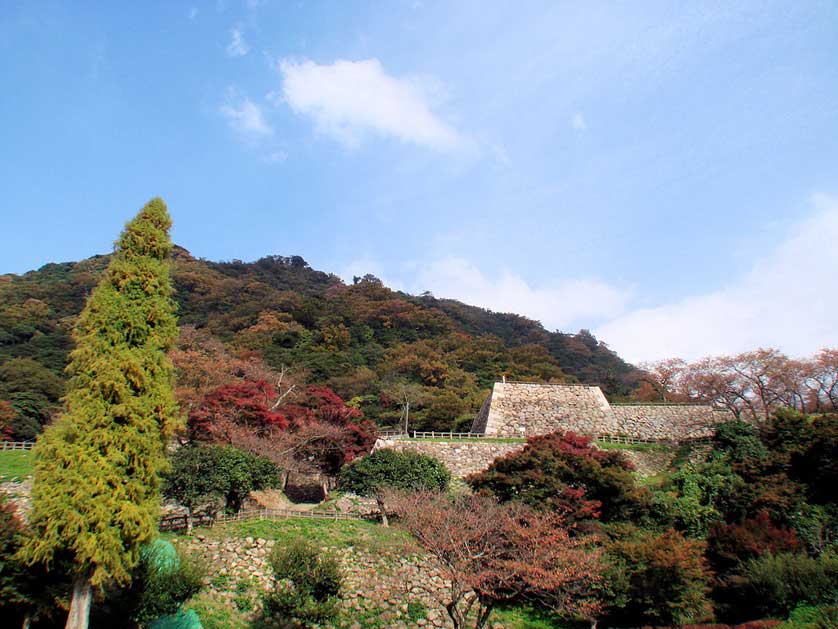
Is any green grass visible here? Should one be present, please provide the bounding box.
[0,450,34,481]
[492,604,578,628]
[193,517,415,554]
[183,591,254,629]
[595,440,671,452]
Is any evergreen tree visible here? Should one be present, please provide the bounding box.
[20,198,180,629]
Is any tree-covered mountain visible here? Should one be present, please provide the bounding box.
[0,248,642,436]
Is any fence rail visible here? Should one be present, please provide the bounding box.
[0,441,34,451]
[597,433,713,445]
[410,431,486,439]
[375,429,408,438]
[159,506,369,532]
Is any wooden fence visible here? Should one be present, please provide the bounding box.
[375,429,408,438]
[409,431,486,439]
[159,506,370,532]
[0,441,34,451]
[382,431,711,445]
[597,433,712,445]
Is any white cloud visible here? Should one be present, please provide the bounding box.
[226,26,249,57]
[220,96,273,137]
[277,58,465,151]
[412,257,628,330]
[571,112,587,131]
[595,195,838,362]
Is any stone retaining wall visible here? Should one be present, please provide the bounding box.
[610,405,722,440]
[176,535,463,628]
[373,438,525,478]
[473,383,618,437]
[470,382,731,441]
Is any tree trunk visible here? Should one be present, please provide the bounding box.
[474,604,493,629]
[376,495,389,527]
[22,613,31,629]
[446,601,461,629]
[186,505,194,534]
[65,574,93,629]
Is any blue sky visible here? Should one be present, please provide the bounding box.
[1,1,837,362]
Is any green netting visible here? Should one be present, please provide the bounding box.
[148,608,203,629]
[144,538,180,573]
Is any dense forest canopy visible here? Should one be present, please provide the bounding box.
[0,247,641,436]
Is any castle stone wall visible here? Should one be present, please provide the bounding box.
[610,404,722,440]
[373,437,525,478]
[473,382,618,437]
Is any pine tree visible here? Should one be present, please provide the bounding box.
[20,198,180,629]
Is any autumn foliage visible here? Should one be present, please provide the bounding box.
[387,490,604,629]
[640,348,838,419]
[468,431,650,524]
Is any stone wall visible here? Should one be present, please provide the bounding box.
[373,437,525,478]
[175,535,462,628]
[473,383,618,437]
[470,381,730,442]
[610,404,722,440]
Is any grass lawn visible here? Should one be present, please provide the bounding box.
[492,604,578,628]
[191,517,415,555]
[0,450,34,481]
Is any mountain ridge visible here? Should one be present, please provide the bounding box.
[0,246,643,434]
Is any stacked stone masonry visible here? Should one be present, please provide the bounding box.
[373,438,526,479]
[175,535,466,628]
[471,382,732,441]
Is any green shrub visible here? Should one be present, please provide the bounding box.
[95,539,206,625]
[163,444,282,515]
[781,604,838,629]
[740,552,838,617]
[262,540,343,625]
[338,448,450,496]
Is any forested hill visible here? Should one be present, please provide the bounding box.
[0,247,642,435]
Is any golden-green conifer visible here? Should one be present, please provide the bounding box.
[21,198,180,628]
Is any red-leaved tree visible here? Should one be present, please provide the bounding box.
[188,381,376,477]
[188,380,289,441]
[387,490,604,629]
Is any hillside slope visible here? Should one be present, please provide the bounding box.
[0,248,642,433]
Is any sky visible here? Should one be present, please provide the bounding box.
[1,1,837,364]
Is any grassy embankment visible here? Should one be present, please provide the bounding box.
[179,518,571,629]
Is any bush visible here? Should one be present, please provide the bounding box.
[162,444,282,515]
[94,539,206,626]
[338,448,450,496]
[736,552,838,618]
[707,511,801,575]
[781,604,838,629]
[604,528,712,626]
[262,540,343,625]
[714,420,768,463]
[468,431,651,523]
[659,455,747,537]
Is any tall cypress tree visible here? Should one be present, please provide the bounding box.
[20,198,180,629]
